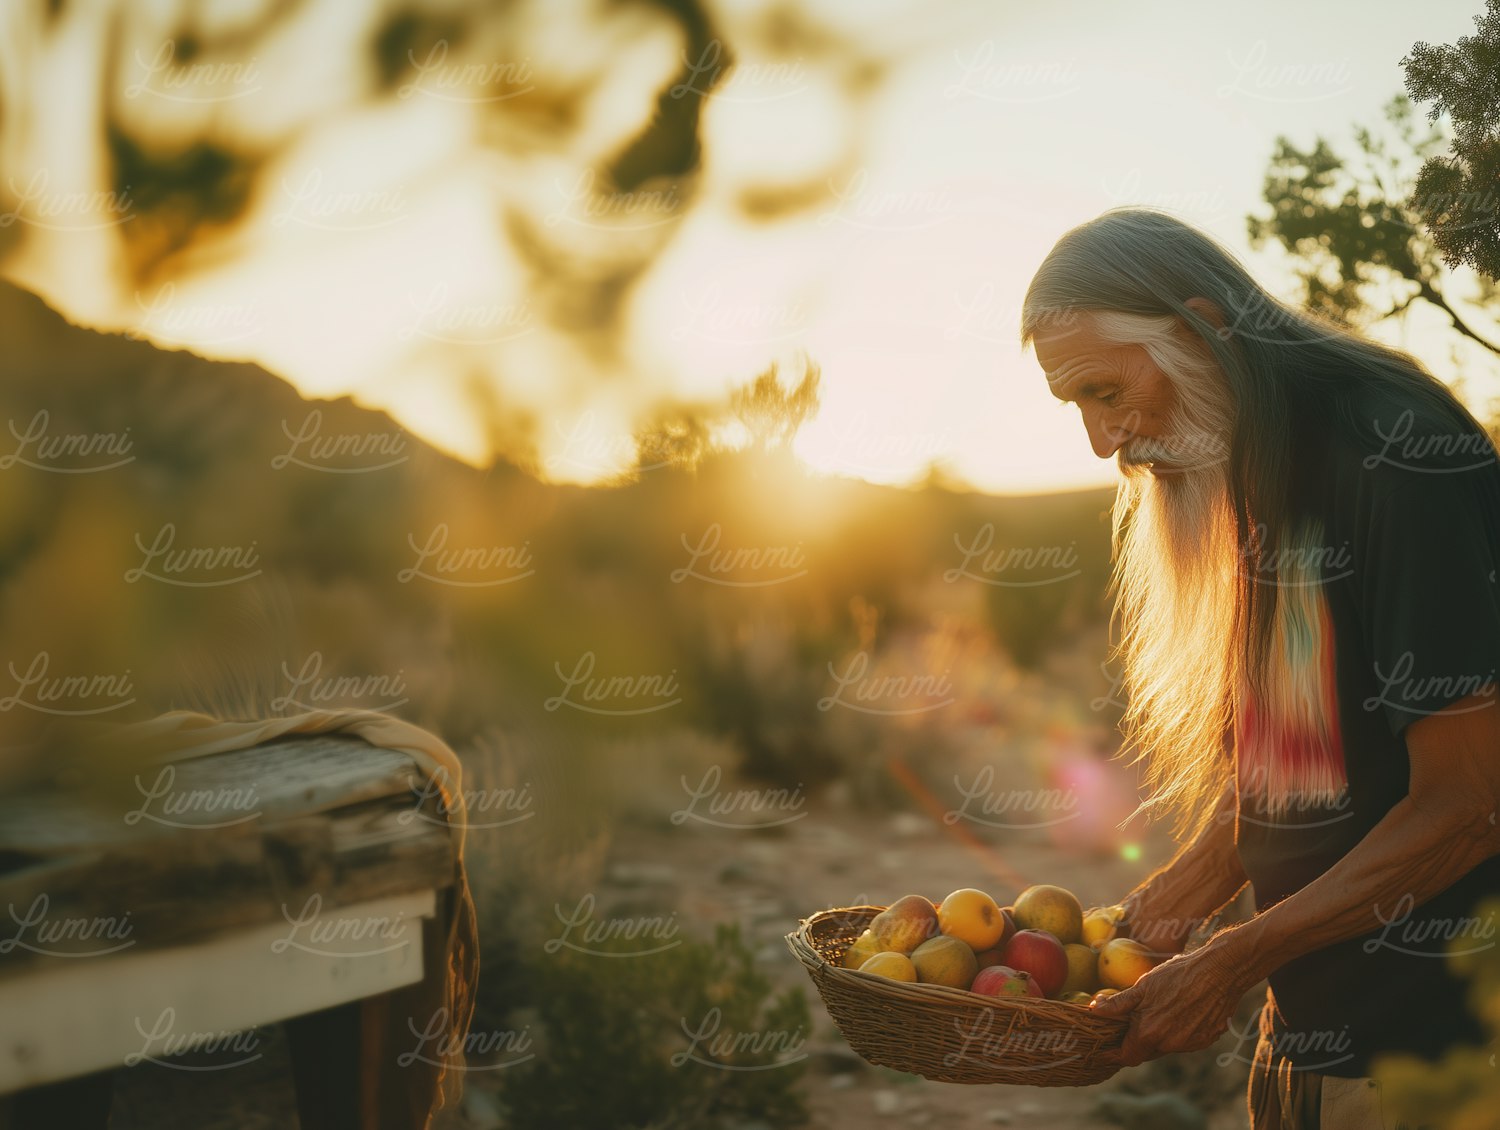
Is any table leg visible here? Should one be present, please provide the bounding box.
[284,1001,363,1130]
[4,1069,115,1130]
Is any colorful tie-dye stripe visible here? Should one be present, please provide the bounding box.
[1235,525,1349,815]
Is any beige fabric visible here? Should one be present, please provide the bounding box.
[1248,998,1392,1130]
[1318,1075,1388,1130]
[116,709,478,1130]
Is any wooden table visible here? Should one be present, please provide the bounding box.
[0,733,459,1129]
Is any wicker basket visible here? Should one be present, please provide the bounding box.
[786,905,1128,1086]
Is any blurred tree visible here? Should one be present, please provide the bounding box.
[1403,0,1500,281]
[731,358,821,450]
[1248,95,1500,356]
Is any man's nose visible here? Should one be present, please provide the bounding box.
[1082,405,1132,459]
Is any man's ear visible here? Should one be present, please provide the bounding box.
[1182,296,1227,334]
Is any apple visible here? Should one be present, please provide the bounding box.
[1059,943,1098,995]
[858,951,917,982]
[1012,884,1084,945]
[842,929,882,970]
[937,888,1006,950]
[973,946,1006,969]
[971,964,1043,999]
[869,894,939,954]
[1097,938,1156,990]
[1081,905,1126,948]
[911,935,979,989]
[1000,928,1069,997]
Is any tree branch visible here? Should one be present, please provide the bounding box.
[1418,281,1500,356]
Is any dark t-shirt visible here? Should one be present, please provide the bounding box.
[1233,386,1500,1077]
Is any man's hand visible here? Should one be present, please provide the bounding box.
[1090,941,1257,1067]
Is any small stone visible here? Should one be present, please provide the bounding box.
[461,1086,504,1129]
[872,1089,900,1116]
[809,1045,865,1075]
[607,862,677,886]
[830,1073,857,1090]
[888,812,929,838]
[1094,1092,1207,1130]
[984,1111,1012,1125]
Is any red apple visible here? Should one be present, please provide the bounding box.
[1000,929,1068,997]
[971,964,1043,998]
[973,946,1005,970]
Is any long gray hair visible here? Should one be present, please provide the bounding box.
[1020,207,1486,837]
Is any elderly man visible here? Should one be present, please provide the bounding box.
[1023,208,1500,1129]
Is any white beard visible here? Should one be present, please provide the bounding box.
[1110,408,1241,831]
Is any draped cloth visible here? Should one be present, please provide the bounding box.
[111,709,478,1130]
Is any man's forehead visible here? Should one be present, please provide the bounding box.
[1033,317,1109,375]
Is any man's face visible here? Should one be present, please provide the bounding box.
[1033,317,1182,473]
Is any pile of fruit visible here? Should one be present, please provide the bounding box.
[843,884,1158,1005]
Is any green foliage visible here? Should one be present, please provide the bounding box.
[499,923,810,1130]
[1403,0,1500,280]
[1247,96,1449,325]
[1248,95,1500,357]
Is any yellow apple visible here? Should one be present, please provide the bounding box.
[1059,943,1098,996]
[869,894,939,954]
[910,935,979,989]
[842,929,882,970]
[1081,905,1127,948]
[1097,938,1156,990]
[858,951,917,982]
[1013,884,1084,945]
[937,888,1006,950]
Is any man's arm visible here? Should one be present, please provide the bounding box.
[1124,780,1249,955]
[1219,690,1500,982]
[1095,691,1500,1065]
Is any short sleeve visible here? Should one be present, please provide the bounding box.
[1358,472,1500,737]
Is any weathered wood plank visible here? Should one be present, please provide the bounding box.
[0,737,458,976]
[0,735,430,857]
[0,889,435,1094]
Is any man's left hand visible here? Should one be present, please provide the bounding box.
[1090,940,1254,1067]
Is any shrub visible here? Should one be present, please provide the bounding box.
[499,923,810,1129]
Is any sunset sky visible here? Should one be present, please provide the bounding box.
[3,0,1496,494]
